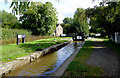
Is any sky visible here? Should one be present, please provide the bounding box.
[0,0,101,23]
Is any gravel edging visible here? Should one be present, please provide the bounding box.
[0,41,70,77]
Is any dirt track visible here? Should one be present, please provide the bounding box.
[86,40,120,76]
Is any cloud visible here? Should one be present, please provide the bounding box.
[51,0,100,23]
[57,13,64,23]
[55,4,75,20]
[0,2,12,13]
[0,0,100,23]
[64,0,100,9]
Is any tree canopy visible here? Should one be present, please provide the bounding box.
[10,0,30,15]
[9,0,59,15]
[86,1,120,37]
[62,8,89,36]
[73,8,89,36]
[0,10,20,28]
[62,17,75,34]
[20,2,58,35]
[63,17,73,24]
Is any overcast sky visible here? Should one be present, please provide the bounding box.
[0,0,100,23]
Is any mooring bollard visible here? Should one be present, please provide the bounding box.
[22,35,26,43]
[17,35,19,45]
[17,34,26,45]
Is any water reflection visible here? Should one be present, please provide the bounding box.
[3,41,83,76]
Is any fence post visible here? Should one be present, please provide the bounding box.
[22,35,25,43]
[17,35,19,45]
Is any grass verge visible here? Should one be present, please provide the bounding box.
[63,40,104,77]
[104,39,120,55]
[1,37,71,62]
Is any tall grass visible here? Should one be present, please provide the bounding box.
[1,35,56,45]
[1,28,57,45]
[2,28,32,39]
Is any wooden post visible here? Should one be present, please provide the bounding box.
[22,35,25,43]
[22,38,25,43]
[17,35,19,45]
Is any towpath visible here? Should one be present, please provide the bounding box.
[86,39,120,76]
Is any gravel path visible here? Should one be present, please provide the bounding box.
[86,41,120,76]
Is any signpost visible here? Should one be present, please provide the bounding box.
[17,35,26,45]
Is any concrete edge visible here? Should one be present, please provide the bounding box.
[0,41,70,77]
[50,42,85,76]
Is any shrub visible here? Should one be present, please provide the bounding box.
[1,28,58,45]
[1,28,32,39]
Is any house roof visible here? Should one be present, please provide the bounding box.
[56,24,62,28]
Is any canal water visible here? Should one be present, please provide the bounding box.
[3,41,83,76]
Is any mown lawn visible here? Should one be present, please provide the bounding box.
[63,40,104,77]
[1,37,71,62]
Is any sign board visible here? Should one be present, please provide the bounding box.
[77,36,82,39]
[18,35,26,38]
[17,35,26,45]
[18,35,22,38]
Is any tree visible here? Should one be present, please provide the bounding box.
[62,17,75,34]
[85,1,120,37]
[63,17,73,24]
[0,11,2,27]
[1,10,20,28]
[20,2,58,35]
[10,0,30,15]
[73,8,89,36]
[62,9,89,36]
[9,0,59,15]
[63,23,76,34]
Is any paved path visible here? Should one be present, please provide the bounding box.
[86,41,120,76]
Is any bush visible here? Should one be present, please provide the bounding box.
[1,28,32,39]
[1,28,58,45]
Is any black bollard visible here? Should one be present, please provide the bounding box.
[17,35,19,45]
[22,35,25,43]
[22,38,25,43]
